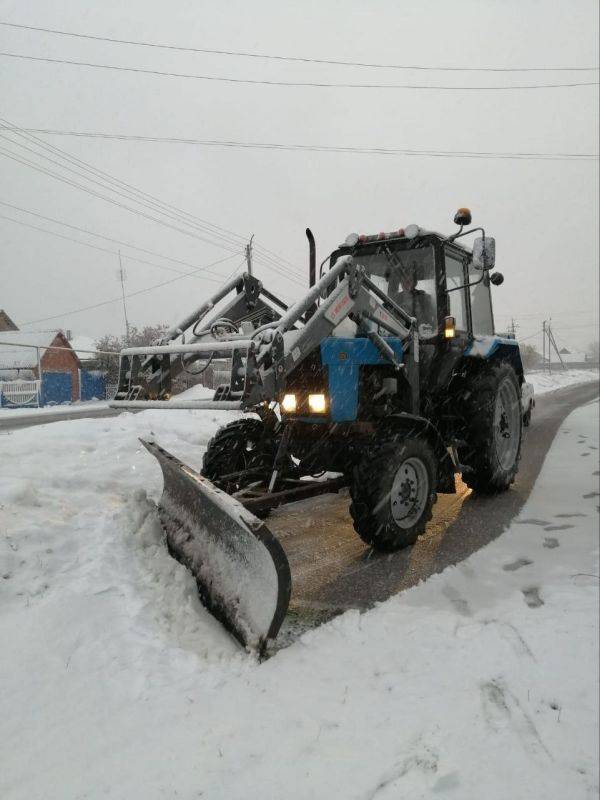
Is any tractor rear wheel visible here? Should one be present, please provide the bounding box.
[458,362,522,494]
[349,437,437,551]
[202,417,279,494]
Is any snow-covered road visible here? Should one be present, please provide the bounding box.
[0,394,598,798]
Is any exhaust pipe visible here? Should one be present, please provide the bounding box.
[306,227,316,287]
[306,227,316,320]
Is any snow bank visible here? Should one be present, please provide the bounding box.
[1,398,598,799]
[527,368,598,396]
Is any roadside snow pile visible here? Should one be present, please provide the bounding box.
[1,400,598,799]
[527,368,598,396]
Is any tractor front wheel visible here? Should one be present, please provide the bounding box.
[349,437,437,552]
[202,417,279,494]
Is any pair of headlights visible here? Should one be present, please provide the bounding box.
[281,393,327,414]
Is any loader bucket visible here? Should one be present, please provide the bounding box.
[140,439,291,652]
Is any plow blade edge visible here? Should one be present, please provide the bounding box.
[141,439,291,652]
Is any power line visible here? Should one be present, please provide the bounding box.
[20,255,243,326]
[0,144,246,252]
[0,207,304,292]
[0,117,305,282]
[12,127,598,161]
[1,51,597,90]
[1,20,596,73]
[517,322,598,343]
[0,199,235,277]
[0,143,304,286]
[0,121,250,251]
[0,212,230,278]
[0,146,305,286]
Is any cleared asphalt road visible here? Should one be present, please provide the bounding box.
[270,381,599,645]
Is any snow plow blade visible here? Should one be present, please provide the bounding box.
[140,439,291,653]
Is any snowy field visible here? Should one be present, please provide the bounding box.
[0,392,598,798]
[526,368,598,397]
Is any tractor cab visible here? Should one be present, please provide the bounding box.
[330,222,498,346]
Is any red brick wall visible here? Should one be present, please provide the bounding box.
[36,334,81,401]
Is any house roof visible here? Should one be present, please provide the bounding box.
[0,310,19,331]
[0,330,69,369]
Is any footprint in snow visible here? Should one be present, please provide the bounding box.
[554,513,586,518]
[502,558,533,572]
[522,587,544,608]
[442,585,472,616]
[581,452,591,457]
[583,492,599,499]
[543,537,559,549]
[432,772,460,793]
[544,524,574,531]
[515,518,549,527]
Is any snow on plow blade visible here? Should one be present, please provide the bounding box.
[140,439,291,653]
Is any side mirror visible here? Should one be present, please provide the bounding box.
[473,236,496,270]
[490,271,504,286]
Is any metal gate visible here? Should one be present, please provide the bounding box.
[80,370,107,401]
[42,372,72,405]
[0,380,41,408]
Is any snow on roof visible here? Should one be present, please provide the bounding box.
[68,335,98,361]
[0,330,63,369]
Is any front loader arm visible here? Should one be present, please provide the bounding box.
[111,255,418,413]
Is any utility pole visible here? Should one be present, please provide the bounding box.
[118,251,130,344]
[542,320,546,372]
[508,318,518,339]
[245,234,254,276]
[547,321,567,371]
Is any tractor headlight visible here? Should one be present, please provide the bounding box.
[308,393,327,413]
[281,393,297,413]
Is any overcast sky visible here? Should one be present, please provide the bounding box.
[1,0,598,352]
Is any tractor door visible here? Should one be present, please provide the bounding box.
[444,247,471,345]
[426,245,471,391]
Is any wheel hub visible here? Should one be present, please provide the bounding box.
[494,377,521,469]
[390,457,429,529]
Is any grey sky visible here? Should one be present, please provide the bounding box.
[1,0,598,352]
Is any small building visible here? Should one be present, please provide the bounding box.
[549,347,589,367]
[0,330,82,402]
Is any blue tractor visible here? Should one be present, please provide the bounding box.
[112,208,525,652]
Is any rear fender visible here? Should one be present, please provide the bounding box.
[464,336,524,383]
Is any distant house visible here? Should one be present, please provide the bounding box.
[549,346,588,366]
[0,330,82,401]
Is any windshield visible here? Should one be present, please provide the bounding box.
[354,245,437,337]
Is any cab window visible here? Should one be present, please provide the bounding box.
[468,262,495,335]
[445,252,468,332]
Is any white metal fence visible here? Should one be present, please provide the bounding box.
[0,379,41,408]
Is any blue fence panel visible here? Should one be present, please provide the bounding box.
[80,370,107,401]
[42,372,72,405]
